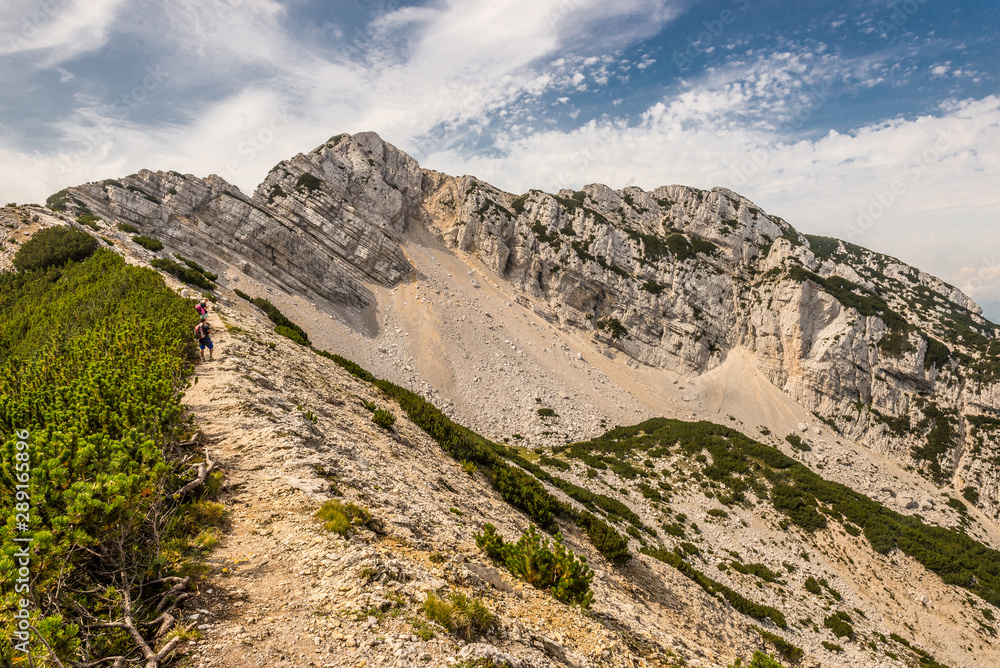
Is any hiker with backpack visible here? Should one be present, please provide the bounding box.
[195,316,213,361]
[195,299,209,316]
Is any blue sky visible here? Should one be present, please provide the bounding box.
[2,0,999,319]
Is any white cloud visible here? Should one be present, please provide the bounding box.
[1,0,997,316]
[0,0,127,64]
[419,72,1000,310]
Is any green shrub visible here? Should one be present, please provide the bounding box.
[76,214,101,229]
[963,486,980,505]
[821,641,843,652]
[539,455,570,471]
[423,591,495,640]
[373,408,396,430]
[116,222,140,233]
[45,189,71,211]
[753,626,803,663]
[784,434,811,452]
[174,255,218,280]
[804,576,822,595]
[537,407,557,418]
[275,324,308,345]
[823,612,854,639]
[475,524,594,607]
[150,258,216,290]
[597,317,627,339]
[728,651,786,668]
[132,234,164,251]
[13,226,98,272]
[315,500,373,536]
[577,511,630,565]
[729,562,782,583]
[295,172,323,193]
[235,292,311,345]
[642,547,786,628]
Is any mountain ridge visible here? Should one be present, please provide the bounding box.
[5,129,999,666]
[50,131,1000,520]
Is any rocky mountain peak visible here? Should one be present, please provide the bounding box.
[7,128,1000,668]
[49,130,1000,516]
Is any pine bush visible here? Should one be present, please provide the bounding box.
[12,226,97,272]
[0,250,209,664]
[475,523,594,607]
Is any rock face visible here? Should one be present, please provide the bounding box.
[420,171,1000,519]
[58,131,1000,519]
[64,132,417,308]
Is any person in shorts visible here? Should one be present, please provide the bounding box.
[195,316,213,361]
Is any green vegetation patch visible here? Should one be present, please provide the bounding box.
[372,408,396,430]
[642,546,787,628]
[131,234,164,252]
[13,226,98,272]
[476,524,594,607]
[788,266,909,334]
[823,611,854,640]
[150,258,217,290]
[728,651,787,668]
[753,626,803,663]
[729,561,783,583]
[0,249,211,664]
[597,317,627,339]
[910,401,959,483]
[234,289,311,345]
[295,172,323,193]
[315,500,375,536]
[626,230,717,264]
[45,188,72,211]
[423,591,495,640]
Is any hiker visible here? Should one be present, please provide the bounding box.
[195,316,213,361]
[195,299,209,316]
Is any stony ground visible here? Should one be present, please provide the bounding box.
[161,293,1000,668]
[4,208,1000,668]
[170,300,733,668]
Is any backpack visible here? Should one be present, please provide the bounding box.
[194,323,209,339]
[195,303,207,315]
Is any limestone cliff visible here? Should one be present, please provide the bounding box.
[57,131,1000,521]
[419,170,1000,520]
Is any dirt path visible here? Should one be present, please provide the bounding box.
[169,303,635,668]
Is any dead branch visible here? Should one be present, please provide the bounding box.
[172,447,215,499]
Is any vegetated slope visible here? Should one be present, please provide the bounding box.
[0,246,217,666]
[2,213,999,668]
